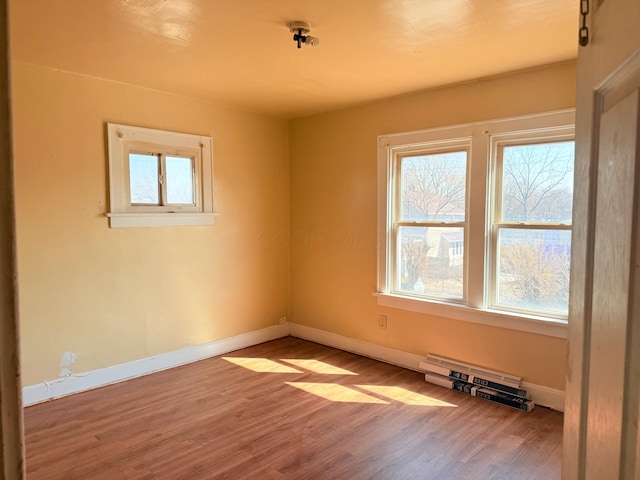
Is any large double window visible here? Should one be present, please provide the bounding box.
[377,111,575,336]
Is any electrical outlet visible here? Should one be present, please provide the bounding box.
[279,316,288,324]
[378,315,387,329]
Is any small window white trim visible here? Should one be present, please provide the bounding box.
[105,212,218,228]
[107,123,215,227]
[377,109,575,337]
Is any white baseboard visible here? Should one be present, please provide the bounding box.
[23,321,565,412]
[288,323,424,371]
[23,324,289,406]
[521,381,565,412]
[288,323,565,412]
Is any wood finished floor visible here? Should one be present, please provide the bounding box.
[24,337,563,479]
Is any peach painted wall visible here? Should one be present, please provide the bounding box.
[289,62,576,390]
[12,62,290,386]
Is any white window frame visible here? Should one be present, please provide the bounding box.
[107,123,216,227]
[488,130,575,318]
[376,110,575,338]
[389,139,471,303]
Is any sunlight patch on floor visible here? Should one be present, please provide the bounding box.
[280,359,358,375]
[224,357,457,407]
[357,385,458,407]
[222,357,302,373]
[285,382,389,404]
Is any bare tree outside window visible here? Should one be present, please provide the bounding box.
[401,152,466,222]
[501,142,574,223]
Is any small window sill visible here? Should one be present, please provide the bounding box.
[374,292,567,339]
[107,212,217,228]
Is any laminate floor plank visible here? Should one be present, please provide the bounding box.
[24,337,563,479]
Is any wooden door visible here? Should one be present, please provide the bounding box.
[564,0,640,478]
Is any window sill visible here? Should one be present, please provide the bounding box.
[374,292,567,339]
[107,212,217,228]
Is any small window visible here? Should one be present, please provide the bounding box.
[107,124,215,227]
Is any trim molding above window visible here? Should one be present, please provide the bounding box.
[376,109,575,338]
[106,123,216,228]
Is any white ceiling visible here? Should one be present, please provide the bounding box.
[9,0,578,119]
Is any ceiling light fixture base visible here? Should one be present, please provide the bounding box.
[288,21,319,49]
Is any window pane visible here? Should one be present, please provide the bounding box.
[129,153,159,205]
[501,141,574,223]
[165,156,195,205]
[396,225,464,299]
[400,151,466,222]
[495,228,571,315]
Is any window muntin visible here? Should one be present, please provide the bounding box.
[491,138,575,318]
[391,147,468,302]
[377,110,575,330]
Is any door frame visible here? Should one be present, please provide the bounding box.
[564,0,640,477]
[0,0,25,477]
